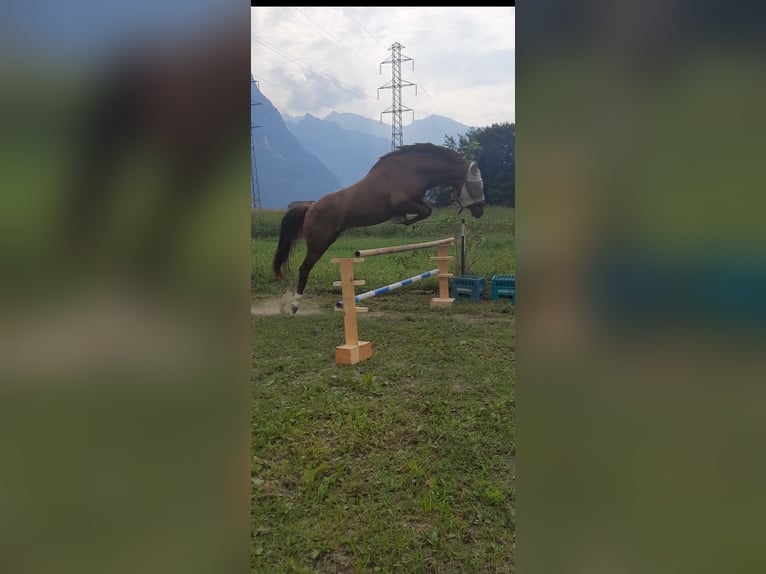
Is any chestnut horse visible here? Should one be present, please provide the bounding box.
[273,143,485,314]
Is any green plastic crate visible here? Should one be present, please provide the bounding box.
[491,274,515,302]
[450,275,485,301]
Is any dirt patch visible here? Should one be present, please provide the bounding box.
[251,293,323,316]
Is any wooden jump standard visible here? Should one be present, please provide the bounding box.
[332,237,455,365]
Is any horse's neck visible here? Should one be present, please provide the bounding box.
[420,161,464,188]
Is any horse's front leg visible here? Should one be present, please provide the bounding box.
[398,200,432,225]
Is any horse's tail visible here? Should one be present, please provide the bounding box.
[273,204,310,279]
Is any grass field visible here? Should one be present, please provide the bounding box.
[251,207,516,572]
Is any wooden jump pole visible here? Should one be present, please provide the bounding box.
[354,237,454,258]
[332,238,456,364]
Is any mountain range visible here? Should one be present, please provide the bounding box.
[251,78,473,208]
[250,78,341,209]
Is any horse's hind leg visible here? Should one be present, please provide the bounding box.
[284,232,341,315]
[280,250,320,316]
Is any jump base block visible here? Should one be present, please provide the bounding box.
[335,341,373,365]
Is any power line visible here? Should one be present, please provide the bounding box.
[253,74,378,119]
[409,66,442,118]
[251,34,383,112]
[341,8,386,49]
[336,8,440,118]
[292,8,379,73]
[336,0,447,123]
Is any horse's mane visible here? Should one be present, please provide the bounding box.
[372,143,465,169]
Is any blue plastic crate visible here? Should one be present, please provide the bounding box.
[491,274,515,302]
[450,275,485,301]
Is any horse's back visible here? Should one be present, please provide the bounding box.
[313,182,396,230]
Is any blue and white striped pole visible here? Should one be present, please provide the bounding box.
[336,268,440,308]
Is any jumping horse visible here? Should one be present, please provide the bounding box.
[272,143,485,314]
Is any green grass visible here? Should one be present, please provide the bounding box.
[252,208,515,572]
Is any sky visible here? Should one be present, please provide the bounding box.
[251,7,515,129]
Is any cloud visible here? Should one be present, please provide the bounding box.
[251,6,515,126]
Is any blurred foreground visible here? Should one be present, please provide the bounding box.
[517,1,766,572]
[0,3,250,573]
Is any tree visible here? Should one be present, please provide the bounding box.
[471,122,515,207]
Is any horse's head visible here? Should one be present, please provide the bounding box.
[458,161,485,218]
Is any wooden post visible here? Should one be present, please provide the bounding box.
[430,244,455,307]
[331,257,372,365]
